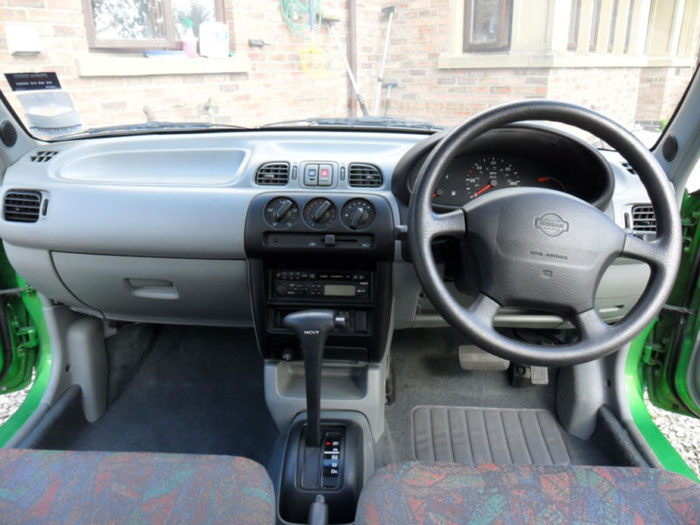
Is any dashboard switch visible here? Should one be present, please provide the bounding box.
[304,164,319,186]
[319,164,333,186]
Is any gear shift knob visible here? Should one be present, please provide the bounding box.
[283,309,346,447]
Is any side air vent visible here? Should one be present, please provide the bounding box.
[4,190,42,223]
[348,163,383,188]
[255,162,289,185]
[29,151,58,163]
[621,162,637,175]
[631,204,656,234]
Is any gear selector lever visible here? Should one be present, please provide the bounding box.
[283,309,347,447]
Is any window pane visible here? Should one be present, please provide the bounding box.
[607,0,619,52]
[568,0,581,50]
[91,0,167,40]
[624,0,635,53]
[589,0,601,51]
[468,0,511,47]
[171,0,218,39]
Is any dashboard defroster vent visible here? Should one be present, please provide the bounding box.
[255,162,289,185]
[631,204,656,234]
[348,163,383,188]
[29,151,58,163]
[4,190,42,223]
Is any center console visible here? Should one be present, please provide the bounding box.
[245,192,396,365]
[245,191,395,524]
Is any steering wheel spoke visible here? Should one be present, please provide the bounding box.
[425,209,466,240]
[621,233,664,269]
[574,309,612,340]
[468,293,501,326]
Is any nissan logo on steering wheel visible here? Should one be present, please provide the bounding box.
[535,213,569,237]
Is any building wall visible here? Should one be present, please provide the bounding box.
[0,0,352,129]
[547,67,643,127]
[0,0,698,133]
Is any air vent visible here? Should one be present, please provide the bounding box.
[255,162,289,185]
[4,190,42,223]
[348,163,383,188]
[631,204,656,234]
[29,151,58,163]
[621,162,637,175]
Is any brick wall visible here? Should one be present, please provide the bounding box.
[547,67,643,127]
[0,0,697,134]
[0,0,352,129]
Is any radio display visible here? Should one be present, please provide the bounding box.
[324,284,356,297]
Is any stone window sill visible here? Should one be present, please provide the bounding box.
[437,52,694,70]
[76,54,251,77]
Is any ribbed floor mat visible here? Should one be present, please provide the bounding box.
[412,406,571,465]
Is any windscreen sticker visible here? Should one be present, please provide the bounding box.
[4,72,61,92]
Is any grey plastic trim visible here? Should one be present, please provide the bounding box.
[4,302,98,447]
[65,316,107,422]
[609,343,665,468]
[2,243,98,313]
[556,360,607,439]
[51,253,252,326]
[264,360,387,440]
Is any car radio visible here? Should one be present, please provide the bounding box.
[271,269,371,300]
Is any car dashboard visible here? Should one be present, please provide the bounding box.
[0,125,653,362]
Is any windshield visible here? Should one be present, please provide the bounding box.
[1,0,699,144]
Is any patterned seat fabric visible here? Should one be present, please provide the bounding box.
[356,462,700,525]
[0,448,275,524]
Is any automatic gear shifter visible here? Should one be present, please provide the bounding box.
[279,309,366,524]
[283,309,347,447]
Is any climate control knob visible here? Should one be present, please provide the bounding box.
[264,197,298,228]
[303,198,337,229]
[341,199,375,230]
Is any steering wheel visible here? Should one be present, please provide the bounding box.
[408,100,682,367]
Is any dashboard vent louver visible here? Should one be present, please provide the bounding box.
[631,204,656,234]
[621,162,637,175]
[348,163,383,188]
[4,190,42,223]
[29,151,58,163]
[255,162,289,185]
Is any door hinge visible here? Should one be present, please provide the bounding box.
[9,303,39,356]
[13,325,38,354]
[642,342,666,367]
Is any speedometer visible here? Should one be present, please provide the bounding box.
[466,156,520,199]
[432,155,521,206]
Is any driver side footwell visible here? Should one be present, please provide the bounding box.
[384,328,639,468]
[413,406,570,465]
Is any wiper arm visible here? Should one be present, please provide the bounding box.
[57,121,247,139]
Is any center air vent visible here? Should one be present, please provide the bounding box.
[4,190,42,223]
[29,151,58,163]
[348,163,383,188]
[255,162,289,185]
[631,204,656,234]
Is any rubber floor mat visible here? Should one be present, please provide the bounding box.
[412,406,571,465]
